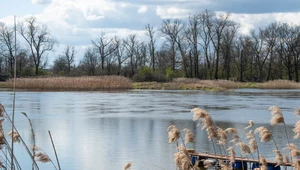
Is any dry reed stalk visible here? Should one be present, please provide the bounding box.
[225,128,238,134]
[124,162,132,170]
[182,128,195,144]
[191,107,218,157]
[229,134,240,143]
[203,160,213,169]
[218,159,231,170]
[167,125,180,143]
[7,130,20,143]
[283,154,290,164]
[291,149,300,157]
[295,108,300,116]
[259,154,267,166]
[273,150,283,167]
[236,142,251,155]
[293,121,300,139]
[254,126,272,142]
[35,152,51,163]
[245,120,254,129]
[174,150,190,170]
[191,108,208,121]
[268,106,285,125]
[0,103,40,169]
[293,159,300,170]
[227,147,236,164]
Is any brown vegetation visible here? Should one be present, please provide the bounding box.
[1,76,133,90]
[169,106,300,170]
[1,77,300,91]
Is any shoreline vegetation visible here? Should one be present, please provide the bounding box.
[0,76,300,91]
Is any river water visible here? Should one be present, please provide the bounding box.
[0,89,300,169]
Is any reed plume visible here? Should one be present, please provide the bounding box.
[225,128,238,134]
[273,150,283,167]
[167,125,180,143]
[293,159,300,170]
[182,128,195,144]
[35,152,51,163]
[283,154,290,164]
[227,146,236,164]
[254,126,272,142]
[218,159,231,170]
[174,150,190,170]
[124,162,132,170]
[0,104,4,117]
[191,108,218,157]
[290,149,300,157]
[7,130,20,143]
[191,108,208,121]
[203,160,213,169]
[259,154,268,170]
[245,120,254,129]
[295,108,300,116]
[293,120,300,139]
[236,142,251,155]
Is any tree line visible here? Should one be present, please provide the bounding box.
[1,10,300,82]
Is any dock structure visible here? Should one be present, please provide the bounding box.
[188,151,292,169]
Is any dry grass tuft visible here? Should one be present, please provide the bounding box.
[4,76,133,90]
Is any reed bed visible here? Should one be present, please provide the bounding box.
[3,76,133,90]
[168,106,300,170]
[256,79,300,89]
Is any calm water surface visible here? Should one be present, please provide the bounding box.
[0,89,300,169]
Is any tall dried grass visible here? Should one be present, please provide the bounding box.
[257,80,300,89]
[4,76,133,90]
[169,106,300,170]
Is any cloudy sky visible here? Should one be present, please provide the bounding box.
[1,0,300,63]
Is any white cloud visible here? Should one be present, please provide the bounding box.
[156,6,189,19]
[31,0,52,5]
[230,12,300,35]
[138,5,148,14]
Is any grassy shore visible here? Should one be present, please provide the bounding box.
[0,77,300,91]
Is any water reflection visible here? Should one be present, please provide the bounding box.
[0,89,299,169]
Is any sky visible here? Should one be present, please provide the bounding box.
[1,0,300,64]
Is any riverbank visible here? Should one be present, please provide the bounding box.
[0,77,299,91]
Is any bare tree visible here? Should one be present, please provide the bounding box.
[160,19,184,70]
[63,45,77,74]
[92,32,117,71]
[185,14,201,78]
[0,22,16,76]
[198,10,215,79]
[80,47,98,76]
[18,16,56,76]
[145,24,156,71]
[123,34,139,77]
[209,12,232,80]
